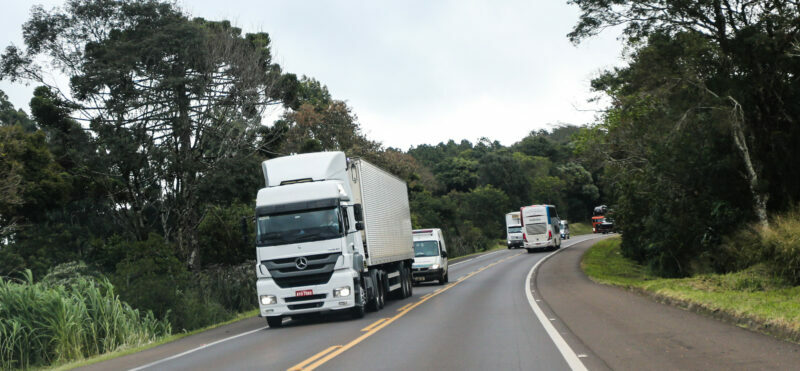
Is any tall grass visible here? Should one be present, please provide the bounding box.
[0,269,170,369]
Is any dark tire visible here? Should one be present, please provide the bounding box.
[438,272,446,285]
[266,316,283,328]
[407,269,414,296]
[442,272,449,284]
[351,286,366,319]
[403,267,412,298]
[377,276,385,309]
[526,248,533,254]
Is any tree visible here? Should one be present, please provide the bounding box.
[569,0,800,225]
[2,0,298,268]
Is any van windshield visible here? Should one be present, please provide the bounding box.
[256,207,342,246]
[508,226,522,234]
[413,241,439,257]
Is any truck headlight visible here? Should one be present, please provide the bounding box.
[260,295,277,305]
[430,264,440,270]
[333,286,351,298]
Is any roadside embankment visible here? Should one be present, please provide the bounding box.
[582,237,800,343]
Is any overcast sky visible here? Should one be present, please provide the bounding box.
[0,0,624,150]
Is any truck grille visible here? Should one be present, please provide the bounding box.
[272,272,334,289]
[262,253,340,289]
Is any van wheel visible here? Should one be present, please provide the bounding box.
[526,248,533,254]
[266,316,283,328]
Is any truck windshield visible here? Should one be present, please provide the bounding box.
[508,226,522,234]
[256,207,342,246]
[414,241,439,257]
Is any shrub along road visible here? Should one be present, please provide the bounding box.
[536,237,800,370]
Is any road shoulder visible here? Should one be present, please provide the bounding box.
[535,238,800,370]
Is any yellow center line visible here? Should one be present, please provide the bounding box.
[288,252,523,371]
[360,318,388,332]
[396,303,413,312]
[287,345,342,371]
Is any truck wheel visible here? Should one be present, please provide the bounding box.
[526,248,533,254]
[442,272,449,284]
[266,316,283,328]
[402,267,412,298]
[406,268,414,296]
[377,277,385,309]
[351,286,366,319]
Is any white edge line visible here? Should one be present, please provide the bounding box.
[128,326,265,371]
[524,238,597,371]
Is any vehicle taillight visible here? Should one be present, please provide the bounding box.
[548,230,552,240]
[523,233,527,242]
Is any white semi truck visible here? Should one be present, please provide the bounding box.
[254,152,415,327]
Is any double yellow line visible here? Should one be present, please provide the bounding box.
[288,252,522,371]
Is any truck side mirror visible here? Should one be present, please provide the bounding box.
[353,203,364,222]
[240,217,249,243]
[441,250,447,258]
[355,221,365,231]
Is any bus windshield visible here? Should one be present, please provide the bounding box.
[256,207,342,246]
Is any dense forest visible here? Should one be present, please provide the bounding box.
[2,0,799,368]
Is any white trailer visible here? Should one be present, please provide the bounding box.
[254,152,414,327]
[505,211,523,249]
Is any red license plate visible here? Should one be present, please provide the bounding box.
[295,289,313,297]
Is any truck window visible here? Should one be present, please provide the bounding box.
[256,207,343,246]
[413,241,439,257]
[507,226,522,234]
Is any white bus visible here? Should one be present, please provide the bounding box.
[520,204,561,253]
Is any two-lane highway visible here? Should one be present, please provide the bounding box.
[82,235,599,371]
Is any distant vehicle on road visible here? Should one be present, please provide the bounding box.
[411,228,449,285]
[520,204,561,253]
[597,218,615,234]
[253,152,414,328]
[592,204,611,233]
[505,211,523,249]
[559,220,570,239]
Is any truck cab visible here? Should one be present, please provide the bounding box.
[411,229,449,285]
[505,211,523,249]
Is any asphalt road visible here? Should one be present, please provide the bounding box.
[537,237,800,370]
[82,235,600,371]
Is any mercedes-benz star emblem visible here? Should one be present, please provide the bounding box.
[295,257,308,270]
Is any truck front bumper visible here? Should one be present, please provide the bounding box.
[507,240,523,248]
[257,269,357,318]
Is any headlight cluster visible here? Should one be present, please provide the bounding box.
[430,264,441,270]
[333,286,351,298]
[260,295,277,305]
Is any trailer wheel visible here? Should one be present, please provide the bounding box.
[377,274,385,310]
[401,267,412,298]
[266,316,283,328]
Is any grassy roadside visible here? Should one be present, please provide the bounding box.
[582,237,800,343]
[570,222,592,236]
[49,309,260,371]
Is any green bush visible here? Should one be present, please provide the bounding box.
[0,269,170,369]
[760,211,800,284]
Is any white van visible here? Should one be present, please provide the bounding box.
[520,205,561,253]
[411,228,449,284]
